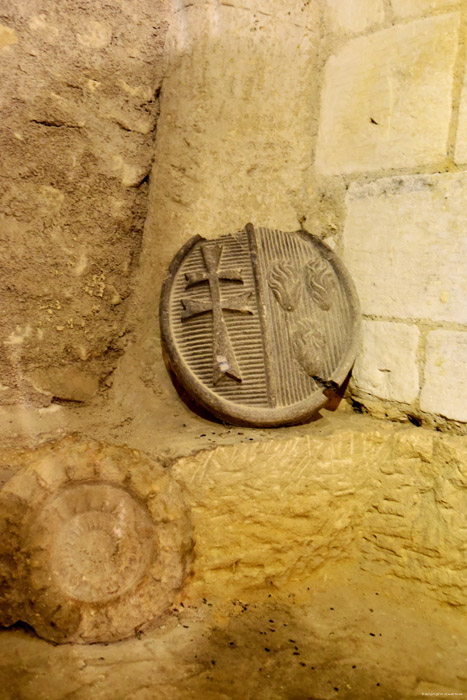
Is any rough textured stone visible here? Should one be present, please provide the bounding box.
[360,431,467,606]
[352,321,420,403]
[344,173,467,323]
[454,51,467,165]
[0,438,193,643]
[138,0,319,288]
[315,14,459,175]
[391,0,460,18]
[171,423,467,606]
[29,367,99,402]
[325,0,385,33]
[420,330,467,421]
[0,0,170,405]
[1,570,466,700]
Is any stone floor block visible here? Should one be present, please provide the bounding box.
[316,13,459,175]
[420,330,467,422]
[353,320,420,403]
[344,173,467,323]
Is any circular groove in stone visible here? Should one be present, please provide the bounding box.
[35,483,156,603]
[0,438,193,644]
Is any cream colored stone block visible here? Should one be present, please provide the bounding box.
[326,0,385,33]
[392,0,460,18]
[420,330,467,422]
[353,321,420,403]
[343,173,467,323]
[316,14,459,175]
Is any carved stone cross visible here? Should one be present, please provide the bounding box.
[181,242,253,384]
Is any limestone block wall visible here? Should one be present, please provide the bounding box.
[316,1,467,431]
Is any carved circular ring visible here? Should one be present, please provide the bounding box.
[160,224,361,427]
[0,438,193,643]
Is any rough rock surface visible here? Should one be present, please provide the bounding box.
[172,422,467,608]
[0,0,170,406]
[1,418,466,646]
[0,567,466,699]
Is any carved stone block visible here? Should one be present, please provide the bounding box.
[160,224,360,426]
[0,438,193,643]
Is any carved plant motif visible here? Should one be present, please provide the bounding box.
[304,255,335,311]
[292,319,327,378]
[269,261,302,311]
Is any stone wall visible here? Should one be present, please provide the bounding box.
[0,0,169,406]
[2,0,465,433]
[111,0,466,435]
[315,1,467,431]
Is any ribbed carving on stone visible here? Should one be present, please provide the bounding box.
[0,438,193,644]
[160,224,360,426]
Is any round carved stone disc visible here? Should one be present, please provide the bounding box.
[160,224,360,427]
[0,438,193,644]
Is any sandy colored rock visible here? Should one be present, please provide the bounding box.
[344,173,467,324]
[391,0,460,18]
[0,0,170,405]
[0,417,466,698]
[325,0,385,33]
[170,422,467,607]
[315,13,459,175]
[139,0,320,290]
[0,438,193,643]
[1,568,466,700]
[420,330,467,422]
[454,49,467,165]
[29,366,99,402]
[352,320,420,404]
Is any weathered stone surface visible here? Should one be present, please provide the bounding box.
[454,51,467,165]
[1,569,466,700]
[344,173,467,324]
[172,422,467,606]
[315,14,459,174]
[0,0,170,405]
[325,0,385,33]
[161,226,360,427]
[29,367,99,402]
[352,321,420,403]
[420,330,467,422]
[0,438,193,643]
[359,431,467,605]
[137,0,320,289]
[391,0,460,18]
